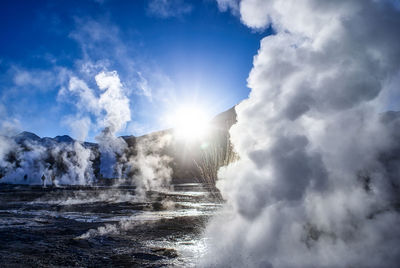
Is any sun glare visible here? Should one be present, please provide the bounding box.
[168,106,210,142]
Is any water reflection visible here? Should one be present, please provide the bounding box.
[0,183,221,266]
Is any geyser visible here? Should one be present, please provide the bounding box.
[203,0,400,267]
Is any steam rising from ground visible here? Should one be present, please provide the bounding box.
[67,70,131,179]
[0,71,130,185]
[128,133,173,200]
[0,70,173,196]
[204,0,400,267]
[0,136,95,185]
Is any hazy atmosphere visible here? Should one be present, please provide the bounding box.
[1,0,400,267]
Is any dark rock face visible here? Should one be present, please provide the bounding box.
[14,131,41,143]
[53,135,75,143]
[13,132,76,147]
[129,106,238,184]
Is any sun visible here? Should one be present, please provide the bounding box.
[168,106,210,142]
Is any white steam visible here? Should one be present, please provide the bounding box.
[94,71,130,178]
[128,133,173,200]
[0,68,175,196]
[204,0,400,267]
[0,135,95,185]
[64,70,131,179]
[95,71,131,134]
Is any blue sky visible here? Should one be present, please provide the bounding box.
[0,0,267,141]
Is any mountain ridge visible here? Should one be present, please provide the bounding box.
[0,107,237,185]
[10,106,237,147]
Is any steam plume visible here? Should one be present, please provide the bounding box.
[66,70,131,179]
[0,135,95,185]
[128,133,173,200]
[94,71,130,178]
[204,0,400,267]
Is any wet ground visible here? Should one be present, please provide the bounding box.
[0,183,221,267]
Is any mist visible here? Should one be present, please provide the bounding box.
[202,0,400,267]
[1,1,400,266]
[0,134,96,185]
[0,70,174,197]
[127,132,173,200]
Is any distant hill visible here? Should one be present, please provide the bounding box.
[3,107,400,188]
[13,132,76,146]
[119,106,237,184]
[14,131,42,143]
[1,107,237,185]
[53,135,75,143]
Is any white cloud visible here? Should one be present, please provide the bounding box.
[239,0,272,29]
[12,66,69,91]
[147,0,193,18]
[216,0,239,13]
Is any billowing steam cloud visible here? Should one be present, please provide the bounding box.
[0,70,130,184]
[0,69,174,195]
[0,134,95,185]
[203,0,400,267]
[94,71,130,178]
[66,70,131,179]
[128,133,173,200]
[95,71,131,134]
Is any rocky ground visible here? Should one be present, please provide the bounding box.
[0,184,221,267]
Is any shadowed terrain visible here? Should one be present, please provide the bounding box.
[0,107,237,187]
[0,183,221,267]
